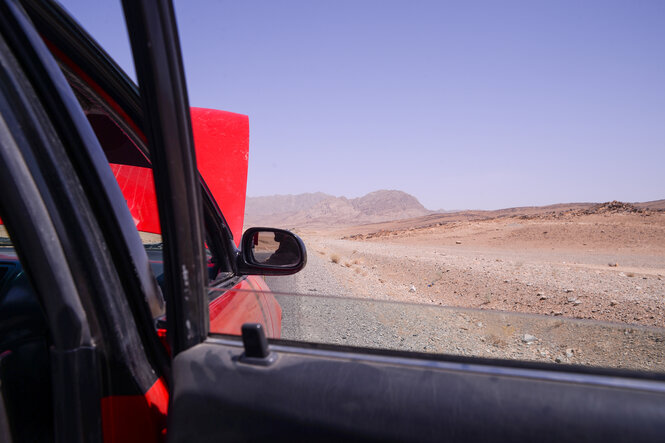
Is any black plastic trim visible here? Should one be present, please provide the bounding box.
[122,0,208,354]
[171,340,665,442]
[208,336,665,393]
[22,0,171,385]
[2,0,166,396]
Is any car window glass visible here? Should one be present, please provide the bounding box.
[173,2,665,376]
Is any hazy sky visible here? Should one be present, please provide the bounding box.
[59,0,664,210]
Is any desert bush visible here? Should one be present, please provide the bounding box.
[330,254,340,264]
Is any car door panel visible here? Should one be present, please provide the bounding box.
[169,339,665,442]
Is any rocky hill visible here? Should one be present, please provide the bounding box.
[245,190,430,227]
[244,192,332,216]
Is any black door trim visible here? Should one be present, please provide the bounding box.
[122,0,208,354]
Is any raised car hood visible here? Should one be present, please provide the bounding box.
[109,107,249,246]
[191,107,249,247]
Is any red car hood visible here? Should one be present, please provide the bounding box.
[108,107,249,247]
[191,107,249,247]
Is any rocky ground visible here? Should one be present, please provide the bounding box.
[269,206,665,372]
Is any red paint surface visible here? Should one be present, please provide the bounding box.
[101,110,249,243]
[191,107,249,246]
[209,276,282,338]
[110,164,160,234]
[101,378,168,443]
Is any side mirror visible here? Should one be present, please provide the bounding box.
[237,228,307,276]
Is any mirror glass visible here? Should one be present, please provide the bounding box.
[249,230,301,266]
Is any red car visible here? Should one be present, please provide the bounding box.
[0,1,663,442]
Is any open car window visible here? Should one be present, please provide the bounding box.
[50,0,665,376]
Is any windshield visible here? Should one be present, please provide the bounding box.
[59,0,665,375]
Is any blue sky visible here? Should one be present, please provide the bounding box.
[59,0,664,210]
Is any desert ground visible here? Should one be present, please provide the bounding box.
[267,202,665,372]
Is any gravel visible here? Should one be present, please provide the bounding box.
[263,235,665,372]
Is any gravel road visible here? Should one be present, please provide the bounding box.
[266,238,665,372]
[267,249,358,344]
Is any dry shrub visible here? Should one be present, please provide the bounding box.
[330,254,340,264]
[488,334,507,348]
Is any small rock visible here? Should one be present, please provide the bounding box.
[608,263,618,267]
[564,289,574,293]
[555,357,562,363]
[522,334,537,344]
[573,300,581,306]
[553,311,563,316]
[610,300,618,307]
[455,241,462,245]
[567,297,577,303]
[536,292,544,297]
[477,322,483,327]
[539,295,548,300]
[503,280,510,283]
[566,348,575,358]
[409,285,417,293]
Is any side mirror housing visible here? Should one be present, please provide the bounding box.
[237,228,307,276]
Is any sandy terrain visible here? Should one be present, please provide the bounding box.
[301,207,665,327]
[271,204,665,371]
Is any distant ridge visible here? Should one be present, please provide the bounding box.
[245,190,430,227]
[244,192,333,216]
[245,195,665,230]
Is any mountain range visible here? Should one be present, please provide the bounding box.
[244,190,430,227]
